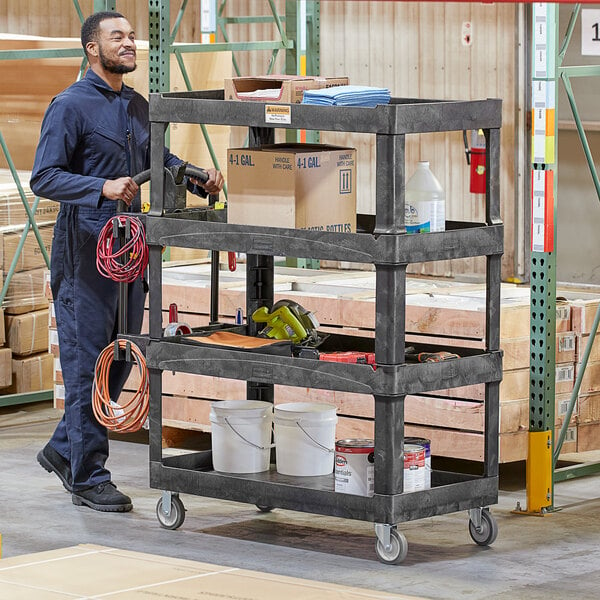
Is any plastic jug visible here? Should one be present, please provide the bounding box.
[404,161,445,234]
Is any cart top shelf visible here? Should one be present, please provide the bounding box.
[149,90,502,135]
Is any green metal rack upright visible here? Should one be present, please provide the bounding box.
[523,3,600,514]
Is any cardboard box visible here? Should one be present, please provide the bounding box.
[53,382,65,410]
[53,356,63,385]
[5,308,49,355]
[5,351,53,394]
[49,301,56,328]
[577,391,600,424]
[558,424,578,454]
[224,75,349,104]
[0,346,12,388]
[0,171,57,228]
[577,421,600,452]
[501,330,575,371]
[44,267,52,300]
[227,144,356,232]
[49,327,59,356]
[0,223,54,273]
[0,194,59,227]
[575,359,600,396]
[555,392,578,427]
[3,267,49,315]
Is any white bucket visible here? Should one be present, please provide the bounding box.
[274,402,338,476]
[210,400,273,473]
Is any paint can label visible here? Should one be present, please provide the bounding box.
[403,443,426,492]
[334,439,374,497]
[405,437,431,489]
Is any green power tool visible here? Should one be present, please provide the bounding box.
[252,300,319,344]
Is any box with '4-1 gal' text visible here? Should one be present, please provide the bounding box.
[227,144,356,232]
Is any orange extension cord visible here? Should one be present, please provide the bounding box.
[92,340,149,433]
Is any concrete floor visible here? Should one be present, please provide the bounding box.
[2,404,600,599]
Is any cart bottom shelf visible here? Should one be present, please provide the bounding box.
[150,451,498,525]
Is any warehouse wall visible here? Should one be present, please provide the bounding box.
[317,2,521,279]
[1,1,523,280]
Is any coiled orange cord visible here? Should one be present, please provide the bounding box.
[92,340,149,432]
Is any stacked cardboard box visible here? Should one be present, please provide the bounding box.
[0,171,55,396]
[564,292,600,452]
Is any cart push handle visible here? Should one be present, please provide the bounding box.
[133,164,235,273]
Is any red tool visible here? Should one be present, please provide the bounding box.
[228,251,236,271]
[319,351,376,366]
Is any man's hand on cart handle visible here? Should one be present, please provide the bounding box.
[102,177,139,206]
[190,168,224,195]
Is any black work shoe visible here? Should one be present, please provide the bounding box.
[72,482,133,512]
[37,444,72,492]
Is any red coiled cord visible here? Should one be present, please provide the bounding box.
[92,340,149,433]
[96,215,149,282]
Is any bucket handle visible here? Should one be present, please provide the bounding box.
[224,417,275,451]
[296,420,334,453]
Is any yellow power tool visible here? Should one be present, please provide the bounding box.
[252,300,319,344]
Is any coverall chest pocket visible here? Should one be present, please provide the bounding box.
[90,125,128,176]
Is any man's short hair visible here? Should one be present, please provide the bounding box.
[81,11,125,56]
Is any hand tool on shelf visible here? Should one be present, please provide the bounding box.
[163,303,192,336]
[405,349,460,363]
[318,351,376,365]
[252,299,319,345]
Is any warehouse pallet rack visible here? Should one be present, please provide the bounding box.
[123,90,504,564]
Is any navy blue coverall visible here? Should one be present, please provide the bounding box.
[30,69,199,491]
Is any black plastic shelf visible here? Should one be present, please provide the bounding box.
[151,457,498,524]
[141,216,503,265]
[150,90,502,135]
[138,337,502,397]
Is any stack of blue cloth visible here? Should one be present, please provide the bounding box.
[302,85,391,107]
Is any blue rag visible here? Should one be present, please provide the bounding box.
[302,85,391,107]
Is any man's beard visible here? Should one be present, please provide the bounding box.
[99,47,137,74]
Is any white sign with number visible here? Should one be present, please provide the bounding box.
[582,9,600,56]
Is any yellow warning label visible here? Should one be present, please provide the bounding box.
[265,104,292,124]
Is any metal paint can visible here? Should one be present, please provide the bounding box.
[334,439,375,497]
[405,437,431,489]
[403,443,426,492]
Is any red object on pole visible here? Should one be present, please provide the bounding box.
[228,251,236,271]
[169,303,178,323]
[469,147,486,194]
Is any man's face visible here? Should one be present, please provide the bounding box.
[95,17,137,74]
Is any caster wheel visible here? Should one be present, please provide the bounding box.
[156,495,186,530]
[469,508,498,546]
[375,528,408,565]
[256,504,273,513]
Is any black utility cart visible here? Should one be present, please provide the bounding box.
[123,91,504,564]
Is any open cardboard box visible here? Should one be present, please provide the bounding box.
[224,74,349,103]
